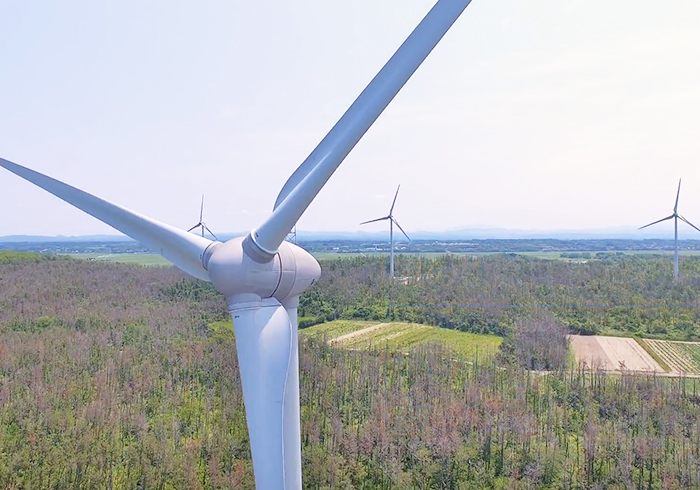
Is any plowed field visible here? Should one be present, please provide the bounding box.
[570,335,663,373]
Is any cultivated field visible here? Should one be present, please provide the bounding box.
[570,335,700,376]
[570,335,664,373]
[301,320,502,360]
[642,339,700,375]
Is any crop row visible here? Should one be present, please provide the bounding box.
[302,320,502,360]
[645,339,700,374]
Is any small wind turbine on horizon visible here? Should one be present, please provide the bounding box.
[639,178,700,280]
[187,194,218,240]
[361,185,410,278]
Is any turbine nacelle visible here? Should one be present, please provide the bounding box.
[206,237,321,306]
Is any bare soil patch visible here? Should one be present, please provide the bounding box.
[570,335,663,373]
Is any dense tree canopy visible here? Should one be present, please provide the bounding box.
[2,252,700,488]
[301,254,700,340]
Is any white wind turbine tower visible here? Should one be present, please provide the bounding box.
[361,185,410,278]
[639,179,700,280]
[0,0,473,488]
[187,194,218,240]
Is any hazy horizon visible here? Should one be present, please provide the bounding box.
[4,225,700,242]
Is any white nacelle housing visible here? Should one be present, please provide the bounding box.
[205,237,321,305]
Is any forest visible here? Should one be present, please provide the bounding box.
[300,253,700,340]
[2,252,700,488]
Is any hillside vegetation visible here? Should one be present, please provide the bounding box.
[0,250,60,263]
[301,254,700,340]
[3,254,700,487]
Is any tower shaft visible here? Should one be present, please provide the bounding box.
[390,218,395,278]
[675,215,679,280]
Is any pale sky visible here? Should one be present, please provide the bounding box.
[1,0,700,238]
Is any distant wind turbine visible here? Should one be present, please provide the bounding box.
[187,194,218,240]
[361,185,410,278]
[639,179,700,280]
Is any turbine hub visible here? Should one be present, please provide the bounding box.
[206,237,321,304]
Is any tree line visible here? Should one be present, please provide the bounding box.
[300,253,700,340]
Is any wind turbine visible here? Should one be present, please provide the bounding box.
[639,179,700,280]
[187,194,218,240]
[0,0,473,488]
[361,185,410,278]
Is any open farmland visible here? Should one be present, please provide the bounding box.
[570,335,700,376]
[642,339,700,375]
[570,335,664,373]
[301,319,502,359]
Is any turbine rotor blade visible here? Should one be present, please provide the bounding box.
[392,217,411,241]
[639,215,675,230]
[0,158,214,281]
[675,179,682,213]
[389,184,401,215]
[360,216,390,225]
[679,215,700,234]
[251,0,474,257]
[231,298,298,489]
[187,224,200,233]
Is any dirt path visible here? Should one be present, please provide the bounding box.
[329,323,391,344]
[570,335,663,373]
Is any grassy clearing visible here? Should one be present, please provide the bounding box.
[301,319,379,338]
[301,320,502,360]
[208,320,236,342]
